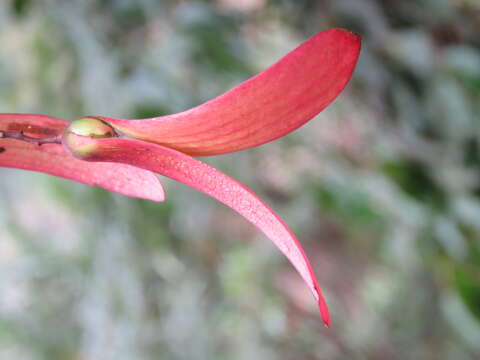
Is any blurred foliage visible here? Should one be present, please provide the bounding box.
[1,0,480,359]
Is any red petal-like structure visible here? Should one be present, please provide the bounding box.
[65,134,330,326]
[100,28,361,156]
[0,114,165,201]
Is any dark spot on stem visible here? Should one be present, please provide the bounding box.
[8,123,58,136]
[0,147,5,153]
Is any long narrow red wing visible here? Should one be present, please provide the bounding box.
[100,29,361,156]
[66,134,330,326]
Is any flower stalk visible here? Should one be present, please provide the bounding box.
[0,129,62,146]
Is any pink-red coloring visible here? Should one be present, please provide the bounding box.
[0,28,362,327]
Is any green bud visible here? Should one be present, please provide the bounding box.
[67,117,117,138]
[63,117,116,159]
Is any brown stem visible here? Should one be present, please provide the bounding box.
[0,130,62,145]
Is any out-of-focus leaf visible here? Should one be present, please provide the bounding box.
[314,183,383,227]
[381,159,446,208]
[455,267,480,321]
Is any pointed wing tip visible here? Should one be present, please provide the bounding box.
[321,308,331,329]
[317,289,331,328]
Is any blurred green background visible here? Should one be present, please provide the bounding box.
[1,0,480,359]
